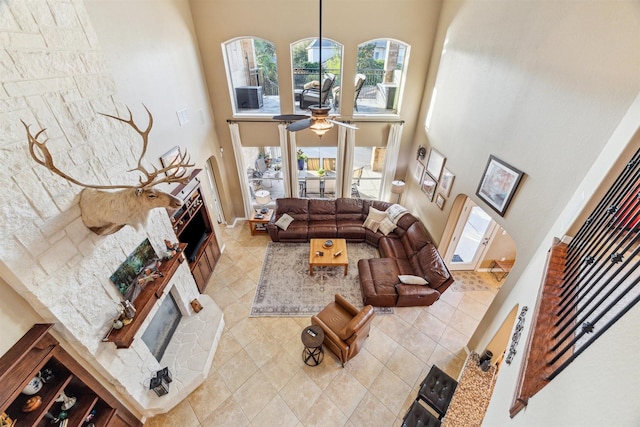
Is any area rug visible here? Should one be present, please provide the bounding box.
[250,242,394,316]
[450,271,496,292]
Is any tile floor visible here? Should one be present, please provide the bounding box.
[144,223,501,427]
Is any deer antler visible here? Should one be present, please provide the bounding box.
[23,105,194,190]
[100,106,194,189]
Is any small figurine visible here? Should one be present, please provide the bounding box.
[137,271,161,286]
[117,300,136,324]
[164,239,182,259]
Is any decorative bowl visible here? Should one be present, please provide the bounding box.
[21,375,43,395]
[322,240,334,249]
[22,395,42,412]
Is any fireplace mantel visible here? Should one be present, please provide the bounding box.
[104,243,187,349]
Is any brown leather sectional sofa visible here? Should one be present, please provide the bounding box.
[267,198,454,307]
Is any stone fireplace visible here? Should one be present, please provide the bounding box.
[0,0,224,420]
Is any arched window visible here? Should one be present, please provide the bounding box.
[290,37,343,114]
[348,38,409,116]
[223,37,280,116]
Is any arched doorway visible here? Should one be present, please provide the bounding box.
[442,195,516,282]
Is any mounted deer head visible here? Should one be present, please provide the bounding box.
[22,106,195,235]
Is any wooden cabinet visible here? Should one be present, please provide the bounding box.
[0,324,141,427]
[168,169,220,293]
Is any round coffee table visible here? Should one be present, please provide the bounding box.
[301,325,324,366]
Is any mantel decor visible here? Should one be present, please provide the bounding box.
[476,155,524,217]
[104,243,186,349]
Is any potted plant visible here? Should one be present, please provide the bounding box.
[297,149,307,170]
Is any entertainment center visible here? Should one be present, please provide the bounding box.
[168,170,220,292]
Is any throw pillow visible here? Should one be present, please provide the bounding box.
[378,217,397,235]
[398,275,428,285]
[362,207,387,232]
[275,213,294,230]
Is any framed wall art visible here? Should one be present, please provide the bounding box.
[435,193,445,210]
[426,148,446,181]
[439,167,455,197]
[476,155,524,216]
[420,169,437,202]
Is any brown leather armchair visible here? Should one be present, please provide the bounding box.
[311,294,375,367]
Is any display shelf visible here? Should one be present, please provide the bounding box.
[0,324,141,427]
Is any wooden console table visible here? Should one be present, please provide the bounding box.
[490,259,514,281]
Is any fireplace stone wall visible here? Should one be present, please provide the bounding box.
[0,0,222,419]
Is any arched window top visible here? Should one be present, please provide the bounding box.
[291,37,343,114]
[222,36,280,116]
[351,38,410,116]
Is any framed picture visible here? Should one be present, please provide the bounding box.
[426,148,446,181]
[439,167,455,198]
[420,169,437,202]
[476,155,524,216]
[435,193,445,210]
[160,146,186,177]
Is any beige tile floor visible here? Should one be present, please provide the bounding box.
[144,223,501,427]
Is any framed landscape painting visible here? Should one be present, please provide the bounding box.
[476,155,524,216]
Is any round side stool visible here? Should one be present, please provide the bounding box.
[301,325,324,366]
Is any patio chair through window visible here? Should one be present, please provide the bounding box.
[300,73,336,109]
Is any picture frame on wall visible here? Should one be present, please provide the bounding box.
[426,148,446,181]
[435,193,445,210]
[476,155,524,216]
[421,169,437,202]
[439,167,455,197]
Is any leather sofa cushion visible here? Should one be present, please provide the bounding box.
[315,301,352,341]
[337,220,366,241]
[276,221,308,242]
[276,198,309,221]
[379,236,407,259]
[309,220,337,238]
[309,199,336,221]
[357,258,399,307]
[395,284,440,307]
[402,222,432,255]
[415,244,452,289]
[336,198,365,221]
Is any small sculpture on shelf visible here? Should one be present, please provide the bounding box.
[163,239,182,260]
[117,299,137,325]
[137,261,163,286]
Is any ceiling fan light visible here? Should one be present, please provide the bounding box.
[309,119,333,137]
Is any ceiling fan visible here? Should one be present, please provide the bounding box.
[273,0,357,137]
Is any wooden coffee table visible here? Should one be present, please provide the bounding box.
[309,238,348,276]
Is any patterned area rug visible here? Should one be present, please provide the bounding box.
[250,242,393,316]
[450,271,496,292]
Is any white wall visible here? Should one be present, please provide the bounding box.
[412,0,640,424]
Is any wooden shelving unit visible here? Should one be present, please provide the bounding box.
[167,169,220,293]
[0,324,141,427]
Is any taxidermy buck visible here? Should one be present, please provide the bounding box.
[22,106,194,235]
